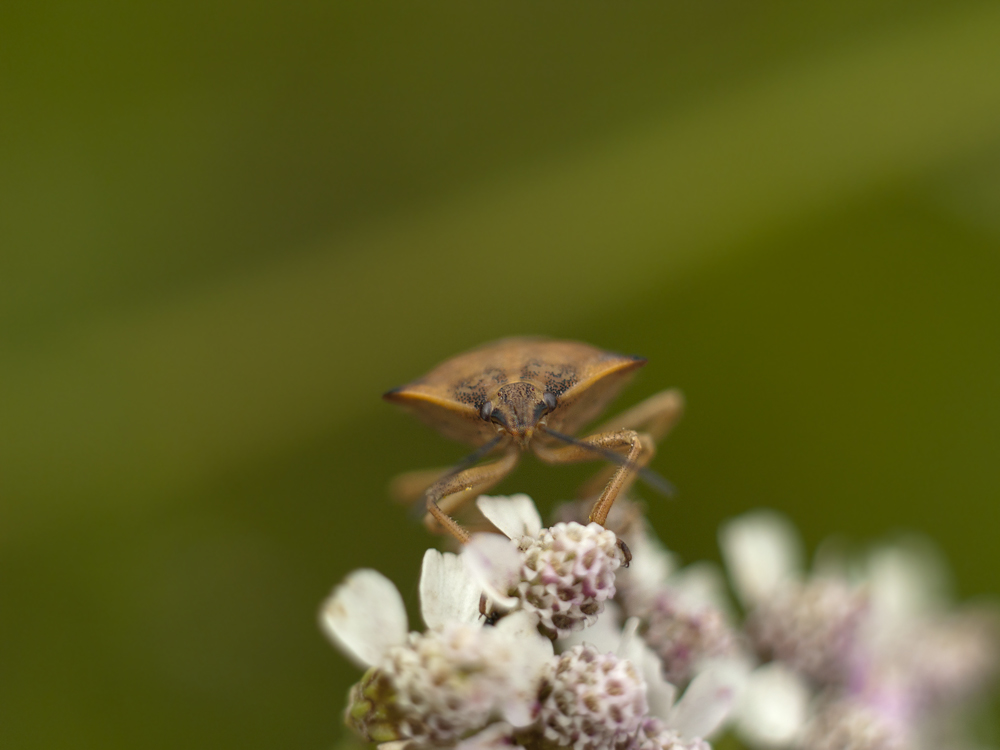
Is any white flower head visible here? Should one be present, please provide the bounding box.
[463,494,624,639]
[565,606,749,743]
[747,576,868,686]
[320,549,553,746]
[723,519,999,750]
[856,538,1000,720]
[635,589,740,689]
[798,696,907,750]
[630,717,711,750]
[720,510,867,687]
[535,643,649,750]
[615,518,741,688]
[375,614,551,744]
[718,510,803,609]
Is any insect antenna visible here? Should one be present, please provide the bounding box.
[407,435,505,521]
[445,434,505,476]
[537,426,676,497]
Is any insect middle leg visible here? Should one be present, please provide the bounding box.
[389,466,453,506]
[423,449,520,544]
[592,388,684,440]
[533,429,654,526]
[576,388,683,499]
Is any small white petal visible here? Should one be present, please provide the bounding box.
[670,561,734,617]
[628,638,680,721]
[619,616,641,656]
[735,663,810,749]
[719,510,802,607]
[420,548,482,629]
[493,611,554,726]
[559,601,624,654]
[667,657,750,739]
[319,569,408,668]
[620,521,677,595]
[494,609,545,645]
[605,606,680,718]
[462,533,521,608]
[867,535,950,628]
[476,494,543,539]
[454,723,514,750]
[503,685,545,728]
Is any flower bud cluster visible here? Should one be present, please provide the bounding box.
[631,717,711,750]
[362,622,539,745]
[534,644,648,750]
[517,522,624,639]
[607,508,741,689]
[721,511,1000,750]
[745,577,867,686]
[321,497,998,750]
[630,590,737,688]
[462,496,625,639]
[798,698,905,750]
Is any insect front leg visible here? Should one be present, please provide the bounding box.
[533,429,654,526]
[393,466,485,527]
[423,449,520,544]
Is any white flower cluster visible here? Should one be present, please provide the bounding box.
[463,495,624,639]
[536,643,647,750]
[324,550,552,747]
[319,496,998,750]
[721,511,999,750]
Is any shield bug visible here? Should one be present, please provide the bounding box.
[384,337,684,547]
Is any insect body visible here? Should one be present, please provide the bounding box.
[384,337,683,545]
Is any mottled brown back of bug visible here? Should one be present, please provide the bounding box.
[384,337,645,446]
[543,357,645,435]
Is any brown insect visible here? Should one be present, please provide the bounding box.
[384,337,684,547]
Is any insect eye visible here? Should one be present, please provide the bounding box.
[542,392,557,411]
[479,401,494,421]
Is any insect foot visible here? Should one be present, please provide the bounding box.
[618,538,633,567]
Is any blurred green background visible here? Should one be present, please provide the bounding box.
[3,2,1000,748]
